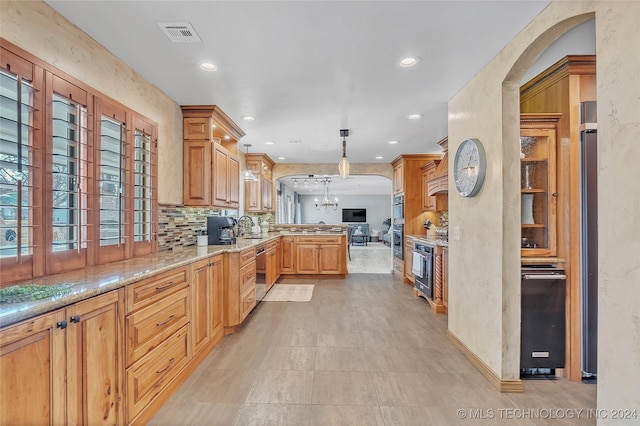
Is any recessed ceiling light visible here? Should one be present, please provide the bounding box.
[265,141,274,145]
[278,156,285,160]
[223,135,231,140]
[199,62,217,71]
[242,116,255,121]
[388,140,399,145]
[399,57,419,67]
[408,114,422,120]
[375,156,383,160]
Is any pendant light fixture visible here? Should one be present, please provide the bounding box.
[338,129,350,178]
[242,144,259,181]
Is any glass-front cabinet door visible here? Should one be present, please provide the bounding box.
[520,113,561,257]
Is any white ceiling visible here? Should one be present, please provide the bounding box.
[43,1,595,196]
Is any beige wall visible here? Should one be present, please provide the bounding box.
[448,0,640,418]
[0,0,184,204]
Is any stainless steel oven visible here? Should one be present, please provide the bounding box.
[392,224,404,260]
[413,243,434,298]
[393,195,404,223]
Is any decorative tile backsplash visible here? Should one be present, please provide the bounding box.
[439,211,449,227]
[158,205,221,251]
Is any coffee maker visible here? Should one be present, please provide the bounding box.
[207,216,236,245]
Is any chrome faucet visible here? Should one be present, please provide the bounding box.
[236,215,255,237]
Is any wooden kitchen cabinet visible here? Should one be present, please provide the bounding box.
[520,113,560,257]
[442,247,449,311]
[295,236,346,275]
[420,138,449,212]
[224,247,256,332]
[190,254,224,357]
[1,290,124,426]
[280,236,296,274]
[125,267,191,424]
[182,105,244,208]
[245,153,275,213]
[404,238,415,283]
[265,241,278,292]
[392,161,404,194]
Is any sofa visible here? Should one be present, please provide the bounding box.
[382,228,392,246]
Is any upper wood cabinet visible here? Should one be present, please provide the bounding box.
[182,105,244,208]
[520,113,560,257]
[244,153,275,212]
[392,161,404,194]
[420,138,449,212]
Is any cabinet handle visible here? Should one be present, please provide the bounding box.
[156,357,175,374]
[155,281,175,290]
[56,320,68,329]
[156,315,175,327]
[70,315,81,323]
[552,192,558,197]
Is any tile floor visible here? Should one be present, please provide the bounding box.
[149,274,596,425]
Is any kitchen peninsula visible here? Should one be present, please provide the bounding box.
[0,229,346,425]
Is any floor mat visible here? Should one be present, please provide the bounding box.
[262,284,314,302]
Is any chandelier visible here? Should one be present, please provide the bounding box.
[315,179,339,211]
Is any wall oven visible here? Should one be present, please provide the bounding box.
[393,195,404,223]
[413,243,434,299]
[392,224,404,260]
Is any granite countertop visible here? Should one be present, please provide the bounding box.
[1,232,349,328]
[407,234,449,247]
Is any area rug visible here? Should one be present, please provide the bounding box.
[262,284,314,302]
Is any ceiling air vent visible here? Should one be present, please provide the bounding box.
[158,23,202,43]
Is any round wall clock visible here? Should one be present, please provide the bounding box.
[453,138,487,197]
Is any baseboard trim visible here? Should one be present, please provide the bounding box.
[447,330,523,393]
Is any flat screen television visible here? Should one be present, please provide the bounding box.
[342,208,366,223]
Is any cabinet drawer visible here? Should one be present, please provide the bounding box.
[126,325,189,422]
[127,267,188,313]
[297,236,342,244]
[126,287,189,366]
[240,287,256,322]
[240,248,255,266]
[240,261,256,293]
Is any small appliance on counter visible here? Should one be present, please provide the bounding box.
[207,216,237,245]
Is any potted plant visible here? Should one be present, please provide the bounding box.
[382,217,391,232]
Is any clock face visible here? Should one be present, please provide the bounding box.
[453,138,486,197]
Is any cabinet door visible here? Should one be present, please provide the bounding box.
[228,153,241,208]
[404,240,415,282]
[245,179,261,212]
[0,310,66,426]
[281,237,295,273]
[422,171,435,211]
[191,258,212,355]
[183,117,213,141]
[520,122,557,257]
[66,290,123,426]
[296,244,319,274]
[212,145,229,207]
[262,176,273,211]
[318,244,342,274]
[184,141,212,206]
[211,255,224,336]
[393,163,404,194]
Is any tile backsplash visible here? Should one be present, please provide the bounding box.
[158,205,222,251]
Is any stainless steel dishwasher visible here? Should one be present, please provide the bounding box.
[521,266,566,374]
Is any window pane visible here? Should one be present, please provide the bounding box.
[51,93,88,252]
[133,130,151,243]
[0,70,37,258]
[99,115,125,246]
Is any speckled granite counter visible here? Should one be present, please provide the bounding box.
[407,234,449,247]
[1,232,349,328]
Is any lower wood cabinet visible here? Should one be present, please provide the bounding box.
[224,247,256,331]
[190,255,224,357]
[125,266,191,424]
[404,239,415,283]
[295,236,346,275]
[0,290,124,426]
[280,236,295,273]
[442,247,449,311]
